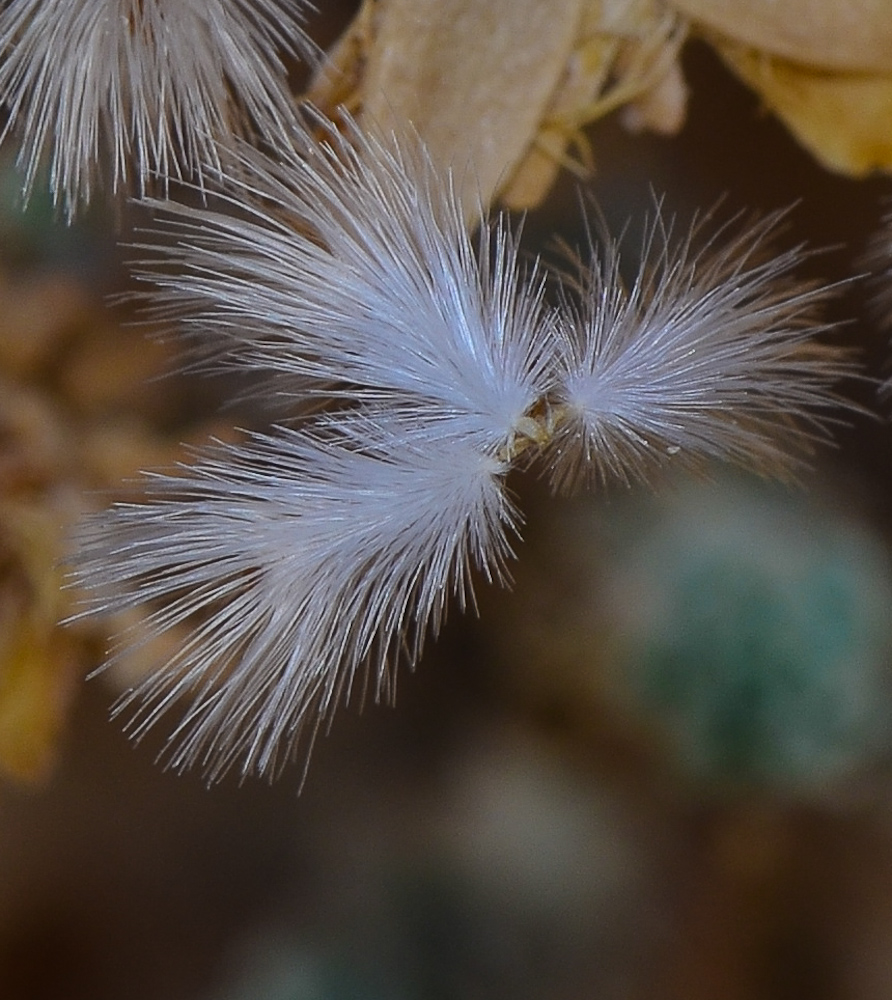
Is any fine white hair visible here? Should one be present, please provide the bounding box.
[0,0,312,215]
[73,116,851,782]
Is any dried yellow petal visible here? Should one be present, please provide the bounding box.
[717,43,892,176]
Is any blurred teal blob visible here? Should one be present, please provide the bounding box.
[0,150,110,277]
[603,478,892,796]
[212,938,401,1000]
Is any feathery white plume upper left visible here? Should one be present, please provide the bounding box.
[133,117,557,452]
[74,117,555,781]
[0,0,312,215]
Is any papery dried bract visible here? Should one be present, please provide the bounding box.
[0,0,311,215]
[308,0,689,216]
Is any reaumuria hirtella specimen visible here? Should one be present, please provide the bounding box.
[74,118,850,782]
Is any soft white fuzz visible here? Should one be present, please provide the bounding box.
[74,119,850,782]
[0,0,310,214]
[549,211,845,488]
[78,422,514,781]
[132,123,557,453]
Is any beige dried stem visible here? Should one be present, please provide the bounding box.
[310,0,892,213]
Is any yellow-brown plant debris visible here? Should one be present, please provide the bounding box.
[0,272,225,783]
[308,0,688,217]
[672,0,892,72]
[675,0,892,176]
[310,0,892,216]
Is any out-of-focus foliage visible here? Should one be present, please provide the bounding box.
[489,476,892,800]
[0,177,232,783]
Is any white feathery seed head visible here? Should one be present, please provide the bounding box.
[548,208,850,488]
[133,115,557,453]
[0,0,312,216]
[71,118,853,783]
[77,421,515,782]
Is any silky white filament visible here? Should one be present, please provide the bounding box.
[548,210,847,488]
[78,422,515,782]
[73,117,851,782]
[131,121,557,453]
[0,0,312,215]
